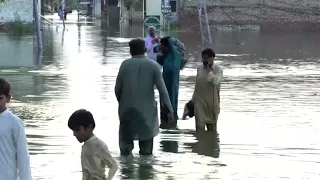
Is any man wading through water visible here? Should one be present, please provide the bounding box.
[115,38,174,156]
[184,48,223,132]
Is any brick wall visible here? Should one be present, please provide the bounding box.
[180,0,320,31]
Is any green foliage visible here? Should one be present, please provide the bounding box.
[6,12,33,36]
[0,0,5,3]
[170,23,179,30]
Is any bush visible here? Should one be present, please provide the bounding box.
[6,12,34,36]
[170,23,179,30]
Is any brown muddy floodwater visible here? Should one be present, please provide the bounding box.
[0,17,319,179]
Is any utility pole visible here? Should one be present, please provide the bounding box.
[60,0,66,30]
[76,3,81,21]
[33,0,43,51]
[197,0,212,50]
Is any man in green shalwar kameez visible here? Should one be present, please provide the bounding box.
[115,38,174,156]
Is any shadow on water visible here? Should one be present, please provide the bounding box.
[160,130,180,153]
[159,129,220,158]
[0,16,319,179]
[184,131,220,158]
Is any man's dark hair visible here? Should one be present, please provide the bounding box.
[202,48,216,58]
[129,38,145,56]
[68,109,96,130]
[160,36,170,47]
[0,78,11,97]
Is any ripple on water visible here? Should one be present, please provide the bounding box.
[2,25,320,179]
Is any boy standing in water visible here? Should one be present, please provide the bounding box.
[0,78,31,180]
[68,109,118,180]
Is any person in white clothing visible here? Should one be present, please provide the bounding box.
[0,78,31,180]
[144,26,159,61]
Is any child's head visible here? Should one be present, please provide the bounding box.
[68,109,95,143]
[0,78,11,110]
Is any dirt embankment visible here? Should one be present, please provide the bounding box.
[179,2,320,32]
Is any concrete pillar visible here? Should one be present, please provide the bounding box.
[108,6,120,25]
[38,0,41,14]
[94,0,102,19]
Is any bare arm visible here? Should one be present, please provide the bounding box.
[115,62,125,102]
[13,117,31,180]
[100,144,118,180]
[154,64,173,112]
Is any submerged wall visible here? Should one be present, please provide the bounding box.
[0,0,33,22]
[0,35,34,67]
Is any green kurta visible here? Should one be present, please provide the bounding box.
[115,55,173,141]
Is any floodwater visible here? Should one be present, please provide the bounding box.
[1,15,320,179]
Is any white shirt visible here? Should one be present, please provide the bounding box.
[0,108,31,180]
[144,36,158,61]
[81,135,118,180]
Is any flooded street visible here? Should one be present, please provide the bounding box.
[1,18,320,179]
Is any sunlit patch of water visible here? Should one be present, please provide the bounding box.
[1,21,319,179]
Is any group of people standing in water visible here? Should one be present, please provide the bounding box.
[0,26,223,180]
[115,25,224,156]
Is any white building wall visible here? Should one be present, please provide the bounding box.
[146,0,163,25]
[0,0,33,23]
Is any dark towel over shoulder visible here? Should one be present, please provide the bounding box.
[186,101,194,118]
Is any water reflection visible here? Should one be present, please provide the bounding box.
[119,163,135,179]
[119,156,156,179]
[1,18,319,179]
[3,73,69,156]
[160,140,179,153]
[160,130,179,153]
[35,50,43,69]
[0,35,34,67]
[184,131,220,158]
[138,163,155,179]
[78,24,81,53]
